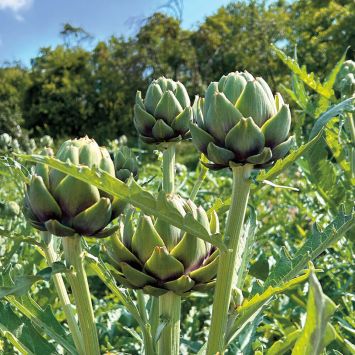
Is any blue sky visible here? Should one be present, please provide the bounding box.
[0,0,232,66]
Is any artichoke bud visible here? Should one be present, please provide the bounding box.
[23,136,122,238]
[231,288,244,309]
[134,77,192,145]
[335,60,355,97]
[191,71,293,170]
[107,198,219,296]
[114,146,139,183]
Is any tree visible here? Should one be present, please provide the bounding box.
[0,65,30,137]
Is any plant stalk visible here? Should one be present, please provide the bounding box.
[41,232,85,355]
[157,143,181,355]
[206,164,252,355]
[158,292,181,355]
[162,143,176,193]
[137,291,156,355]
[62,236,100,355]
[346,112,355,177]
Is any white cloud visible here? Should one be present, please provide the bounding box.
[0,0,32,13]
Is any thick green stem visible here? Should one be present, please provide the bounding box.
[157,143,181,354]
[41,233,85,355]
[346,113,355,178]
[162,143,176,193]
[206,165,252,355]
[347,112,355,145]
[149,296,160,341]
[158,292,181,355]
[62,236,100,355]
[137,291,156,355]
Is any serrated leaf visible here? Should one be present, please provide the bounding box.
[257,132,322,182]
[226,269,311,345]
[6,295,77,354]
[272,44,334,99]
[19,155,227,251]
[325,122,355,185]
[267,329,302,355]
[235,207,257,289]
[309,97,355,139]
[264,209,354,288]
[0,302,58,355]
[0,263,67,298]
[292,272,337,355]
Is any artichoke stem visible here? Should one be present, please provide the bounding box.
[149,296,160,342]
[158,292,181,355]
[206,164,252,355]
[162,143,176,193]
[346,112,355,178]
[41,232,85,355]
[62,236,100,355]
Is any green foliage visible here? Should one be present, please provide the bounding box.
[292,272,337,355]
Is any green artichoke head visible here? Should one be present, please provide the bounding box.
[0,133,12,150]
[114,146,139,182]
[107,196,220,296]
[190,71,293,169]
[134,77,193,145]
[335,60,355,98]
[23,137,124,238]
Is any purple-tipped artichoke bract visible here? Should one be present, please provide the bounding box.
[134,77,193,144]
[107,196,219,296]
[190,71,294,170]
[114,146,139,183]
[23,137,125,238]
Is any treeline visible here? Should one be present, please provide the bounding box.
[0,0,353,143]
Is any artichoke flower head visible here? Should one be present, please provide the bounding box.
[107,196,220,296]
[134,77,193,145]
[191,71,294,169]
[335,60,355,98]
[114,146,139,183]
[24,137,124,238]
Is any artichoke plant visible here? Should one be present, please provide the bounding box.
[190,71,293,169]
[23,137,124,238]
[107,196,219,296]
[335,60,355,98]
[114,146,139,182]
[134,77,193,144]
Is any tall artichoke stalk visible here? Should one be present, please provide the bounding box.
[335,60,355,177]
[133,77,193,354]
[23,137,125,355]
[190,71,293,354]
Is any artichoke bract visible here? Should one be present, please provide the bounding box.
[190,71,293,169]
[107,196,219,296]
[114,146,139,182]
[24,137,124,238]
[134,77,193,144]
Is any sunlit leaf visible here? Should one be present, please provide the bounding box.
[292,272,337,355]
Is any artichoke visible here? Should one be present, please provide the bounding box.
[335,60,355,98]
[107,196,219,296]
[23,137,124,238]
[114,146,139,182]
[134,77,193,144]
[190,71,293,169]
[0,133,12,150]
